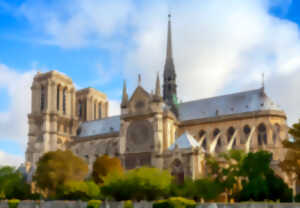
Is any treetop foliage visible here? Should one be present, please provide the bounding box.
[92,155,123,184]
[34,150,88,195]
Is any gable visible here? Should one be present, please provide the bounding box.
[128,86,151,113]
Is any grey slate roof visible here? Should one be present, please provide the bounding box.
[178,88,282,122]
[77,115,120,137]
[169,131,200,150]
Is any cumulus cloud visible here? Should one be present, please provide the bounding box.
[108,100,121,116]
[0,64,36,146]
[12,0,300,125]
[19,0,134,48]
[0,150,23,167]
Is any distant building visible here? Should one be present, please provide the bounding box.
[25,15,292,190]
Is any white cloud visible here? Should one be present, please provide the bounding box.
[108,100,120,116]
[15,0,300,125]
[19,0,134,48]
[0,64,36,146]
[0,150,23,167]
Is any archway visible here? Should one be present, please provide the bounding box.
[171,159,184,184]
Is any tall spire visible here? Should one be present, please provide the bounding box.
[153,72,162,102]
[163,13,178,115]
[121,80,128,108]
[155,72,161,97]
[167,14,173,59]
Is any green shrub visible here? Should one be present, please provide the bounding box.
[8,199,20,208]
[153,197,196,208]
[102,167,172,201]
[123,200,133,208]
[57,181,101,200]
[295,194,300,202]
[87,200,102,208]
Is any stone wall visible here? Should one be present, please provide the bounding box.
[1,201,300,208]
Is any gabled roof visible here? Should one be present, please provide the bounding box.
[178,88,282,122]
[169,131,200,150]
[77,115,120,138]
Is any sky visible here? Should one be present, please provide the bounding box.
[0,0,300,167]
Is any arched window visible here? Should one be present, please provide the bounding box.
[98,103,102,119]
[63,88,67,114]
[199,130,207,149]
[258,123,267,145]
[227,127,236,146]
[57,85,60,111]
[78,100,82,118]
[273,123,280,145]
[171,159,184,184]
[41,85,45,111]
[242,125,251,144]
[213,128,221,147]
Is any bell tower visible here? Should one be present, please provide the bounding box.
[26,71,78,170]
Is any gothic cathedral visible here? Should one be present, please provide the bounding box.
[26,15,290,188]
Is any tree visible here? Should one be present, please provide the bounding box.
[194,178,223,202]
[280,119,300,182]
[237,151,292,202]
[0,166,31,199]
[206,150,246,200]
[101,167,172,201]
[92,155,123,184]
[34,150,88,196]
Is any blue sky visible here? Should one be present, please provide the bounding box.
[0,0,300,166]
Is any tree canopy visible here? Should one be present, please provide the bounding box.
[92,155,123,184]
[0,166,31,200]
[280,119,300,181]
[34,150,88,196]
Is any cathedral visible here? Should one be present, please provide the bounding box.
[25,15,289,185]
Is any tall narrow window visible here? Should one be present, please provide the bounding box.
[41,85,45,111]
[63,88,66,114]
[78,100,82,118]
[258,123,267,145]
[57,85,60,111]
[98,103,102,119]
[213,128,221,147]
[242,125,251,144]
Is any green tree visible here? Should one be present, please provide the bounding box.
[34,150,88,196]
[0,166,31,199]
[101,167,172,201]
[92,155,123,184]
[280,119,300,182]
[206,150,246,199]
[237,151,292,202]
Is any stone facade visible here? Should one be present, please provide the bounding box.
[25,15,293,191]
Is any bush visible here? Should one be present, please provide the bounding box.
[8,199,20,208]
[87,200,102,208]
[0,166,31,200]
[153,197,196,208]
[123,200,133,208]
[57,181,101,200]
[102,167,172,201]
[295,194,300,202]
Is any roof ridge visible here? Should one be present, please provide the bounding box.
[181,88,262,105]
